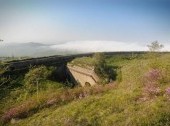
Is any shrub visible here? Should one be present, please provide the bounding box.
[93,53,107,77]
[24,66,51,89]
[93,53,116,84]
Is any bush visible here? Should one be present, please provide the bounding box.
[93,53,116,84]
[24,66,51,89]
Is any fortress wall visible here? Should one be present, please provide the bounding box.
[6,52,147,71]
[67,65,99,87]
[68,69,96,86]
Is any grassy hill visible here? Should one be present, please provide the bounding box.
[1,53,170,126]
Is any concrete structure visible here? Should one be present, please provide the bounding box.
[67,64,99,87]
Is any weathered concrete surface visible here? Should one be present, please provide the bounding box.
[6,53,94,71]
[67,64,99,87]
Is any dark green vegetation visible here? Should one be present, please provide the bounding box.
[0,52,170,126]
[0,57,30,62]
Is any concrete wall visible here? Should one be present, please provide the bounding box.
[7,53,93,71]
[67,65,99,87]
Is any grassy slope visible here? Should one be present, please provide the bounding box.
[68,56,95,69]
[15,90,170,126]
[9,54,170,126]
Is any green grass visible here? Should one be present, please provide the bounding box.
[69,56,95,68]
[1,53,170,126]
[12,89,170,126]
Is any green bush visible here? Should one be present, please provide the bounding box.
[24,66,52,97]
[93,53,116,84]
[24,66,51,88]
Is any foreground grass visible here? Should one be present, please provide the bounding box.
[1,84,116,125]
[14,90,170,126]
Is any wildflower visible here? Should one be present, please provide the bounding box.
[144,84,160,97]
[144,69,162,84]
[165,87,170,95]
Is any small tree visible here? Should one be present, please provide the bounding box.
[93,53,114,84]
[147,41,164,52]
[93,53,106,77]
[94,53,106,67]
[24,66,51,100]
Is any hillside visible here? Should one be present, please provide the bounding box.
[0,53,170,126]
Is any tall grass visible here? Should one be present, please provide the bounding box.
[1,84,116,124]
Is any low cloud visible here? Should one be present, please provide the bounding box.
[50,40,148,52]
[0,40,169,57]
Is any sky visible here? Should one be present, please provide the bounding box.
[0,0,170,51]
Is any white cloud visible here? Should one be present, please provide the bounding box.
[0,41,169,57]
[50,40,148,52]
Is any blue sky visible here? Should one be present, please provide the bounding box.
[0,0,170,49]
